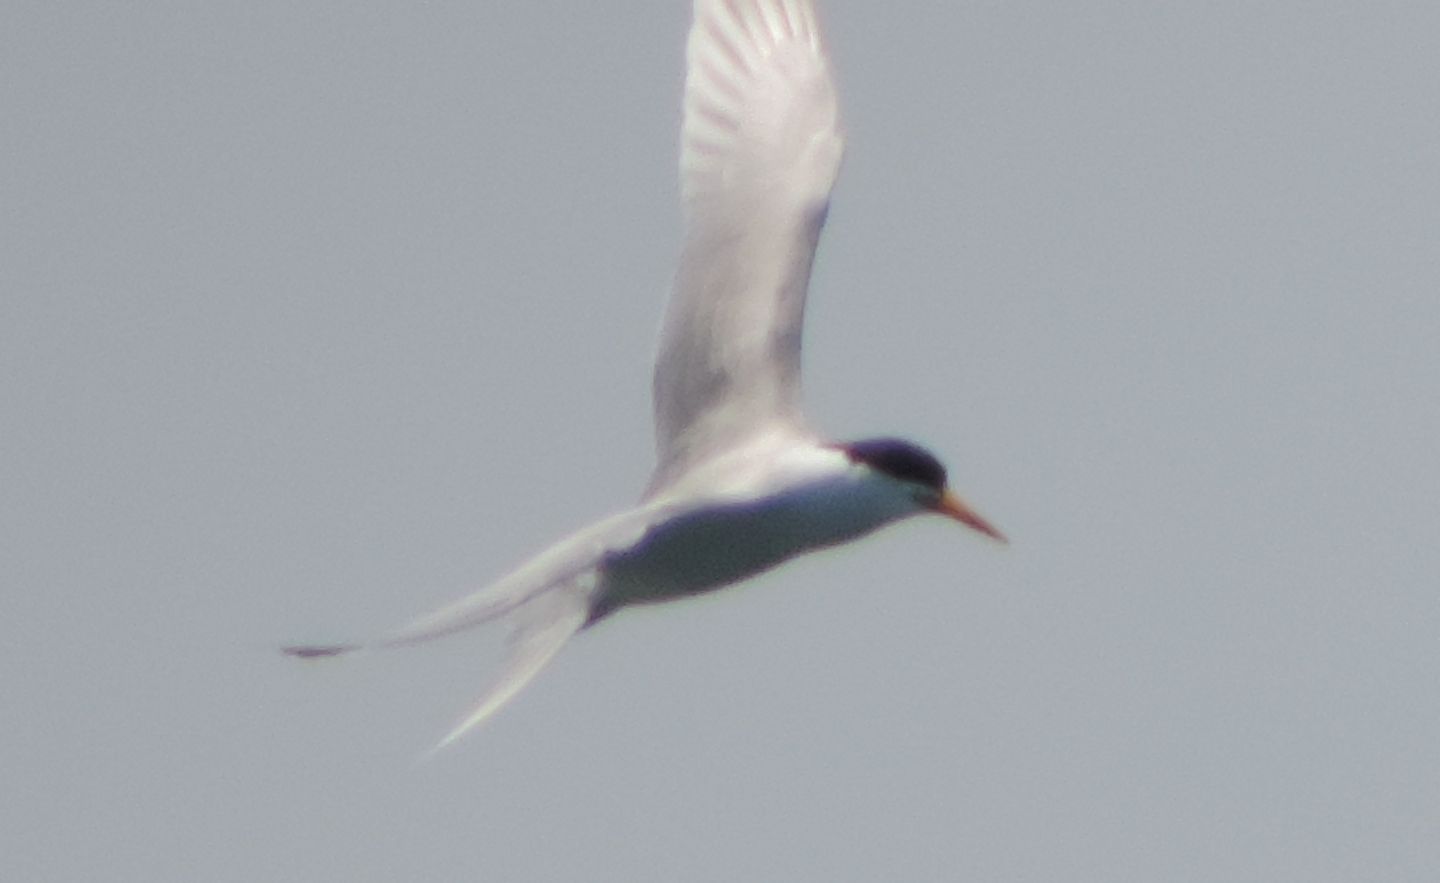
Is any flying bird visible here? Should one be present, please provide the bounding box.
[286,0,1004,749]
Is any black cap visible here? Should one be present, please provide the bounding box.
[839,437,948,492]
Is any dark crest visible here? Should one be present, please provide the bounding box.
[839,437,948,491]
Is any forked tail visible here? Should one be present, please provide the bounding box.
[427,587,588,751]
[284,506,659,749]
[284,573,592,751]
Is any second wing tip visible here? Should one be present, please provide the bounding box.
[282,643,355,659]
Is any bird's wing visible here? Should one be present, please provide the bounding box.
[284,505,667,748]
[648,0,843,493]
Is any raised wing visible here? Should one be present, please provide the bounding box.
[648,0,843,493]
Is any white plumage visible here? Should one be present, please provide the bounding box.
[286,0,1003,751]
[653,0,843,489]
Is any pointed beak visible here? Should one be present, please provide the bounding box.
[935,489,1007,543]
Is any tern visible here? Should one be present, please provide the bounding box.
[287,0,1004,749]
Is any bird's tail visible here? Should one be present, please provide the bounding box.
[284,506,658,749]
[428,586,587,752]
[283,570,592,751]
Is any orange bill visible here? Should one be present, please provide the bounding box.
[936,489,1007,543]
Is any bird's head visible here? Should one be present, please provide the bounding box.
[837,437,1006,543]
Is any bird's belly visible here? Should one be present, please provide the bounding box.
[596,482,904,614]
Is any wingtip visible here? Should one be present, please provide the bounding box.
[281,643,355,659]
[412,721,478,765]
[427,723,473,757]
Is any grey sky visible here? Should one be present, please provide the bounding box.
[4,2,1438,880]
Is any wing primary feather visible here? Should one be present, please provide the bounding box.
[651,0,842,490]
[755,0,786,41]
[282,643,356,659]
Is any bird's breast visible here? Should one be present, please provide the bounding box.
[594,476,915,615]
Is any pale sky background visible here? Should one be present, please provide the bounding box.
[4,2,1439,880]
